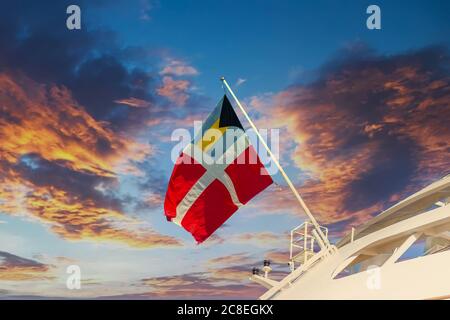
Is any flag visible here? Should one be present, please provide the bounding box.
[164,95,273,243]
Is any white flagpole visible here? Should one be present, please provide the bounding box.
[220,77,331,248]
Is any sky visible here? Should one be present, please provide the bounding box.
[0,0,449,299]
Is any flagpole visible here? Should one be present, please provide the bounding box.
[220,77,331,248]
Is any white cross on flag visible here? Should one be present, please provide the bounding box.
[164,95,273,243]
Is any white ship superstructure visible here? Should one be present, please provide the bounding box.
[251,174,450,300]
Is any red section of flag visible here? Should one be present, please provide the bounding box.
[164,152,206,221]
[225,146,273,204]
[181,179,238,243]
[164,146,273,243]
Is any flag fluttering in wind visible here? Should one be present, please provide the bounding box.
[164,95,273,243]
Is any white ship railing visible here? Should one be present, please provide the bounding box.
[289,221,329,271]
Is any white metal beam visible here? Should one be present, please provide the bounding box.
[383,233,422,265]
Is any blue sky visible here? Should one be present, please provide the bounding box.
[87,0,449,95]
[0,0,449,299]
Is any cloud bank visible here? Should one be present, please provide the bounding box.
[252,46,450,232]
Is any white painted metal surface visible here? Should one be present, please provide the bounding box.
[253,174,450,300]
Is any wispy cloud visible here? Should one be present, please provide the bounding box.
[231,232,286,247]
[160,59,199,77]
[236,78,247,87]
[135,255,289,299]
[139,272,264,299]
[157,76,191,106]
[207,253,252,266]
[0,251,53,281]
[114,97,151,108]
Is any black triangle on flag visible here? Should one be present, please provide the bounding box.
[218,95,244,130]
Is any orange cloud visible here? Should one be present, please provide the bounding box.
[208,266,251,282]
[0,72,180,248]
[207,253,251,266]
[0,251,54,281]
[141,272,264,299]
[142,254,272,296]
[267,91,380,225]
[157,76,190,106]
[0,73,151,177]
[252,47,450,233]
[114,97,151,108]
[381,67,450,186]
[23,185,179,247]
[234,232,284,244]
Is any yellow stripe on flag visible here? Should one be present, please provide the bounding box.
[197,118,228,152]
